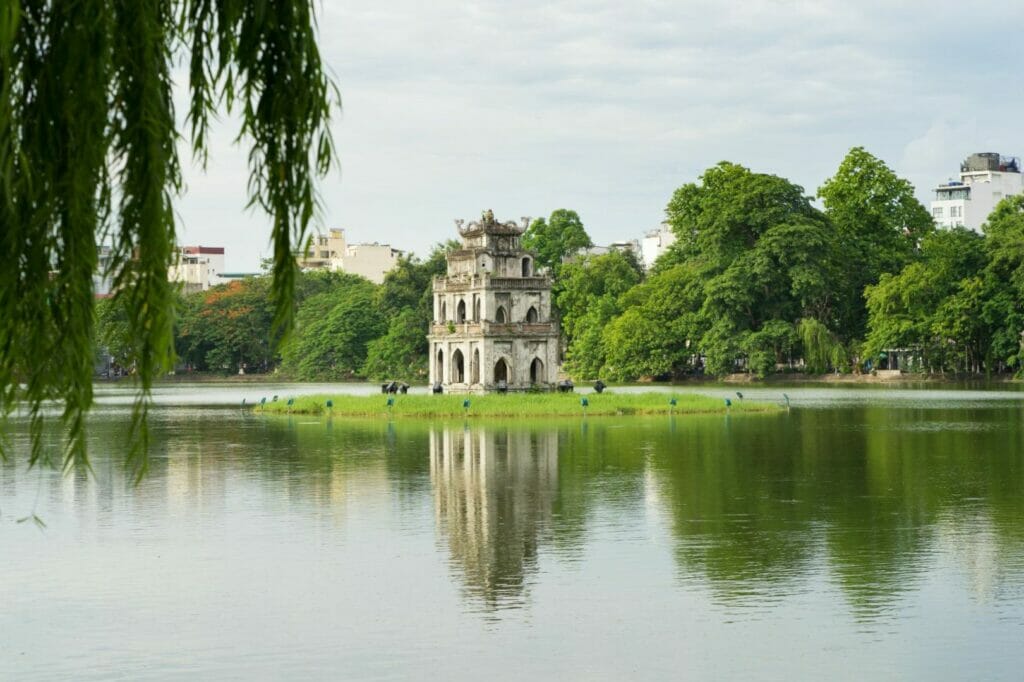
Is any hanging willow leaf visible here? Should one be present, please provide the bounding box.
[0,0,338,478]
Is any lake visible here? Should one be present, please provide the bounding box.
[3,383,1024,680]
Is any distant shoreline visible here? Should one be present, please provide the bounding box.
[91,371,1020,386]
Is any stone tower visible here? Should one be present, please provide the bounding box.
[428,211,561,392]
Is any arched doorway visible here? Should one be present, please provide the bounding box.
[452,349,465,383]
[530,357,544,384]
[494,358,509,384]
[522,257,531,277]
[495,306,507,323]
[471,349,480,384]
[456,299,466,323]
[526,306,538,323]
[436,348,444,383]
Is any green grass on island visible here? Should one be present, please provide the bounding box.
[255,392,783,418]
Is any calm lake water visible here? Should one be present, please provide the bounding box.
[3,383,1024,680]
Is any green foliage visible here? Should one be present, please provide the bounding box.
[522,209,593,274]
[95,298,134,369]
[556,250,643,341]
[981,196,1024,371]
[863,227,991,373]
[0,1,336,474]
[599,263,704,379]
[555,250,643,379]
[280,278,386,380]
[176,278,276,373]
[666,162,822,267]
[651,163,842,378]
[364,243,455,378]
[362,309,428,381]
[740,320,798,377]
[797,318,845,374]
[818,147,934,337]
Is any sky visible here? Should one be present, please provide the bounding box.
[173,0,1024,272]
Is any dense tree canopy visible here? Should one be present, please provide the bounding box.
[522,209,593,274]
[818,147,934,337]
[1,1,336,474]
[557,249,644,379]
[361,242,452,380]
[862,197,1024,375]
[280,276,385,380]
[557,153,991,382]
[589,162,845,379]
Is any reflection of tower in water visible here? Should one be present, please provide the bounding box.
[429,426,559,610]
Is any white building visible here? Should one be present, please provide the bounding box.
[640,223,676,269]
[931,153,1023,231]
[297,228,402,284]
[169,245,225,293]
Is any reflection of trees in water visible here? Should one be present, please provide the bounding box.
[1,411,428,524]
[7,404,1024,621]
[429,426,560,610]
[649,407,1024,618]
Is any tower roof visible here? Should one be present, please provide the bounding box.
[455,210,530,238]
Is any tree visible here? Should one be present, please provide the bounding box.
[666,162,821,269]
[863,228,987,372]
[978,195,1024,372]
[522,209,593,274]
[176,278,277,373]
[555,250,643,341]
[1,2,337,474]
[599,262,704,380]
[365,242,455,379]
[797,318,845,374]
[818,147,934,338]
[280,278,385,380]
[362,309,429,381]
[662,162,844,377]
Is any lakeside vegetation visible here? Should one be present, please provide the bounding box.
[96,148,1024,389]
[256,392,782,418]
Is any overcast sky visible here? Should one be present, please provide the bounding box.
[173,1,1024,271]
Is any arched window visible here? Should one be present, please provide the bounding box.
[526,306,539,323]
[456,299,466,323]
[474,297,481,321]
[494,358,509,383]
[530,357,544,384]
[452,349,465,383]
[495,306,507,323]
[471,348,480,384]
[522,257,531,277]
[436,348,444,383]
[440,301,447,322]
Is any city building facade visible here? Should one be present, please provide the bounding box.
[297,227,402,284]
[169,245,225,293]
[931,152,1023,231]
[428,211,561,392]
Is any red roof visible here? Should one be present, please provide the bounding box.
[182,246,225,255]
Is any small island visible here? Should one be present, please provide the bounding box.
[256,392,782,418]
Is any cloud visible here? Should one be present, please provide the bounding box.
[175,1,1024,269]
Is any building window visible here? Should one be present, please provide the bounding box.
[949,205,961,218]
[932,207,944,218]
